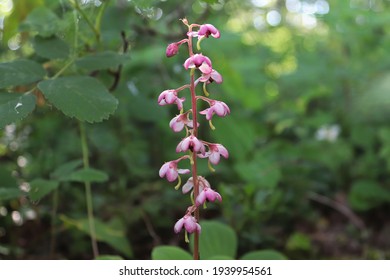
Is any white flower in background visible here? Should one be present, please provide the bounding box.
[315,124,341,142]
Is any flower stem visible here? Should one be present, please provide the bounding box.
[79,121,99,258]
[188,28,200,260]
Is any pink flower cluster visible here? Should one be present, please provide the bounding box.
[158,20,229,240]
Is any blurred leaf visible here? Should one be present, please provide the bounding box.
[190,221,237,259]
[95,255,124,260]
[0,188,22,201]
[0,60,46,88]
[286,232,312,251]
[240,249,287,260]
[33,36,70,59]
[75,51,128,71]
[67,168,109,183]
[234,154,281,189]
[29,179,59,201]
[206,255,234,260]
[200,0,219,4]
[19,6,61,37]
[61,215,132,257]
[151,246,192,260]
[212,116,256,160]
[38,76,118,122]
[348,180,390,211]
[0,93,36,129]
[50,159,83,181]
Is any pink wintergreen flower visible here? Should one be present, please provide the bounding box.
[182,176,211,194]
[169,112,196,133]
[187,24,220,39]
[200,100,230,121]
[158,89,185,110]
[166,43,179,57]
[201,143,229,165]
[196,69,223,85]
[198,24,220,39]
[184,54,212,74]
[159,160,190,182]
[174,215,201,234]
[176,135,205,154]
[195,187,222,206]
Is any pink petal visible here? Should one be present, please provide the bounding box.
[218,144,229,159]
[198,63,212,74]
[209,151,221,165]
[166,167,178,182]
[158,162,169,178]
[196,190,207,206]
[174,218,185,233]
[210,70,223,83]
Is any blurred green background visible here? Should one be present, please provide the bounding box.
[1,0,390,259]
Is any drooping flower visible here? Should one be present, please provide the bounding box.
[176,135,205,154]
[195,187,222,206]
[202,143,229,165]
[174,215,201,234]
[183,54,212,74]
[198,24,220,39]
[187,24,220,39]
[200,100,230,121]
[169,112,196,133]
[158,89,185,110]
[182,176,211,194]
[195,69,223,85]
[166,43,180,57]
[159,160,190,182]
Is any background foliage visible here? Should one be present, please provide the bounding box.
[1,0,390,259]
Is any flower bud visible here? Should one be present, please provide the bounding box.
[166,43,179,57]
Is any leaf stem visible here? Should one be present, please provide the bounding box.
[71,0,100,42]
[79,121,99,258]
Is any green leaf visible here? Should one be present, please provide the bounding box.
[33,36,70,59]
[95,255,124,260]
[29,179,59,201]
[240,250,287,260]
[200,0,219,4]
[234,155,281,189]
[67,168,109,183]
[286,232,312,251]
[61,215,133,257]
[151,246,192,260]
[0,187,22,201]
[190,221,237,260]
[348,180,390,211]
[206,255,235,260]
[50,159,83,181]
[38,76,118,122]
[75,51,129,71]
[0,60,46,88]
[19,6,61,37]
[0,93,36,129]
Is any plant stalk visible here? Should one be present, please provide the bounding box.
[188,27,200,260]
[79,121,99,258]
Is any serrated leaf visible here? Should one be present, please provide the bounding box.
[190,221,237,260]
[0,60,46,88]
[33,36,70,59]
[151,246,192,260]
[61,215,133,257]
[29,179,59,201]
[19,6,61,37]
[75,51,128,71]
[240,250,287,260]
[38,76,118,122]
[68,168,109,183]
[0,93,36,129]
[0,187,22,201]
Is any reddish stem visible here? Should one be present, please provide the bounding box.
[187,23,200,260]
